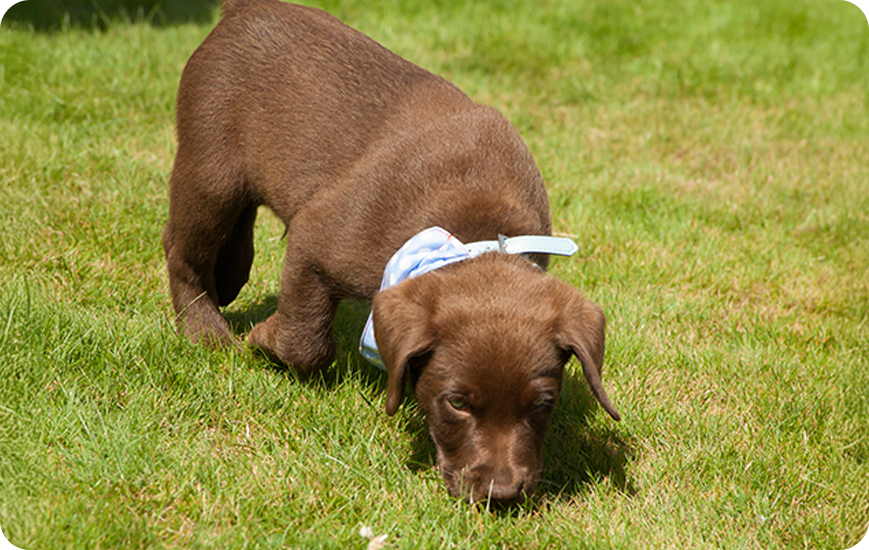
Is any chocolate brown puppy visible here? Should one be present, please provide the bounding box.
[163,0,620,505]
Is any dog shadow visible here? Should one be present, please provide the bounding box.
[224,294,277,338]
[3,0,218,31]
[538,372,636,499]
[224,296,388,388]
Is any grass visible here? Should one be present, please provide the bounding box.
[1,0,868,547]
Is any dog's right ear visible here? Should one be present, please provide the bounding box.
[551,280,621,422]
[371,277,438,416]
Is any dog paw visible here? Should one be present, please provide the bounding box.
[247,316,336,372]
[248,321,278,360]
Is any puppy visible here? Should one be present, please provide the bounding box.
[163,0,620,506]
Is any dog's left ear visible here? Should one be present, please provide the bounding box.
[552,281,621,421]
[372,276,438,416]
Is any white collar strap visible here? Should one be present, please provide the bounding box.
[464,234,578,257]
[359,226,578,368]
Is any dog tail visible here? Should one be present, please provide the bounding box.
[222,0,265,16]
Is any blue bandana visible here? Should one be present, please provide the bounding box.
[359,226,579,368]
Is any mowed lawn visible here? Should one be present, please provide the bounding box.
[1,0,867,548]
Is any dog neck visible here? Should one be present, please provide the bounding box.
[359,226,578,368]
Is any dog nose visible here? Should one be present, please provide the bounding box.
[470,467,528,506]
[481,479,525,505]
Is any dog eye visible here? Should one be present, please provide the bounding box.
[532,396,553,410]
[447,396,468,411]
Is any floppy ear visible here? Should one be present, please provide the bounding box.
[553,282,621,421]
[371,278,437,416]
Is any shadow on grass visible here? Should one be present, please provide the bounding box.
[224,295,388,389]
[2,0,218,31]
[224,294,278,337]
[539,371,636,499]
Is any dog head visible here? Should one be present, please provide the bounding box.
[372,253,620,506]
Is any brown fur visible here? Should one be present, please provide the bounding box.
[163,0,619,506]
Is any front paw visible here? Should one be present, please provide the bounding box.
[248,318,280,362]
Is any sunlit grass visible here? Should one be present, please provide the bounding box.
[1,0,867,548]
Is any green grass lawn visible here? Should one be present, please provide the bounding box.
[1,0,868,548]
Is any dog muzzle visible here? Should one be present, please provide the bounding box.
[359,226,578,368]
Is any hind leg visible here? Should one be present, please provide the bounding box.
[214,203,258,307]
[163,160,252,348]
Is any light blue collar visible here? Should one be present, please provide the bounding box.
[359,227,578,368]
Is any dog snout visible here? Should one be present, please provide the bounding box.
[455,464,536,506]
